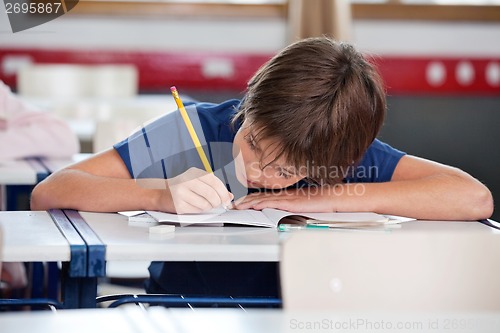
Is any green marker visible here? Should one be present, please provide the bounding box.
[278,224,330,232]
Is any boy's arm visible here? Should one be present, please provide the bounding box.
[30,149,161,212]
[358,155,493,220]
[30,148,232,213]
[235,155,493,221]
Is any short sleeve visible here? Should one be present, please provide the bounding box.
[344,139,406,183]
[113,100,240,179]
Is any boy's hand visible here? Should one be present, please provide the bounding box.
[233,187,336,213]
[166,167,233,214]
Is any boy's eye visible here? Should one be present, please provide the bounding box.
[245,134,258,151]
[278,170,292,180]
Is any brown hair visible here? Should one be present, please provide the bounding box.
[232,37,386,185]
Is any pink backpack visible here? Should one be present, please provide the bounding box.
[0,81,79,160]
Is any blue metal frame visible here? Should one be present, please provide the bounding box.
[48,209,88,309]
[96,294,282,309]
[62,209,106,308]
[0,298,63,311]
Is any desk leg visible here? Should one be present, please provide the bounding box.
[30,262,45,299]
[47,262,59,300]
[62,210,104,309]
[50,209,89,309]
[79,277,98,308]
[60,267,98,309]
[0,185,5,210]
[60,262,80,309]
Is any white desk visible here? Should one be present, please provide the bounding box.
[0,159,43,185]
[1,210,498,310]
[80,211,283,262]
[78,211,497,263]
[0,211,70,262]
[38,154,92,174]
[0,210,93,309]
[0,308,148,333]
[74,211,499,308]
[1,307,500,333]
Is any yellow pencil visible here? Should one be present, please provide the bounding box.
[170,86,213,173]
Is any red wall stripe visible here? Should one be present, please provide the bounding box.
[373,56,500,96]
[1,48,499,95]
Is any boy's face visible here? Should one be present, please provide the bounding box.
[233,121,305,189]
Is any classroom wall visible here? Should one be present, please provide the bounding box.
[2,13,500,54]
[380,96,500,220]
[1,11,499,219]
[1,12,500,92]
[1,14,499,93]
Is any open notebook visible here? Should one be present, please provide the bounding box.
[142,208,412,228]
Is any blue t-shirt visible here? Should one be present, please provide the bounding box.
[114,99,405,185]
[113,99,406,297]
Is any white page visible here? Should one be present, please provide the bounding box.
[382,214,417,224]
[118,210,146,217]
[147,207,226,224]
[146,208,275,227]
[146,208,398,228]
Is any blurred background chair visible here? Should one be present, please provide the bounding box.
[17,64,138,99]
[16,64,140,153]
[92,101,168,153]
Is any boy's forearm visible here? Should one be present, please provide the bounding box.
[333,174,493,221]
[30,169,169,213]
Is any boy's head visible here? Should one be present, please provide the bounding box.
[233,37,386,188]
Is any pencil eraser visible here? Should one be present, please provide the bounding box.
[170,86,176,92]
[149,225,175,234]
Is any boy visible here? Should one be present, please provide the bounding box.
[31,37,493,296]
